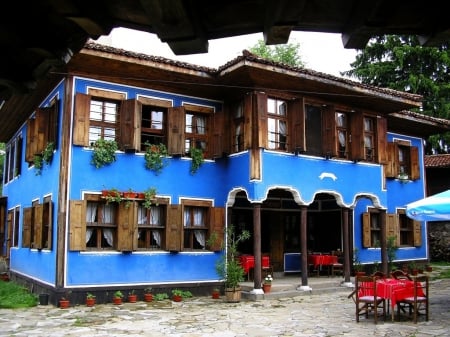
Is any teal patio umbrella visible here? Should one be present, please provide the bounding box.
[406,190,450,221]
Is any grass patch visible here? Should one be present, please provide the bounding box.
[0,280,38,308]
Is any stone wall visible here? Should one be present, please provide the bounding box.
[428,222,450,261]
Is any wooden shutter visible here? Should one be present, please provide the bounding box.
[243,93,253,150]
[25,118,36,163]
[350,111,363,161]
[117,202,137,251]
[73,93,91,146]
[35,107,51,154]
[167,106,185,155]
[410,146,420,180]
[43,200,52,250]
[212,109,225,158]
[385,142,397,178]
[33,204,43,249]
[288,98,305,153]
[22,207,32,248]
[362,212,371,248]
[386,213,400,246]
[166,205,182,252]
[255,92,267,148]
[208,207,225,251]
[376,117,387,164]
[413,221,422,247]
[48,101,59,149]
[69,200,87,251]
[119,99,141,152]
[322,105,336,157]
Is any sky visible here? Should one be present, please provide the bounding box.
[95,28,358,78]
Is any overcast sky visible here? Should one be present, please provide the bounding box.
[96,28,358,78]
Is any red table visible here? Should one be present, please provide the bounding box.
[308,254,338,276]
[238,255,270,279]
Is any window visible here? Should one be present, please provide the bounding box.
[363,117,375,162]
[4,135,22,183]
[22,200,52,250]
[88,98,120,145]
[141,105,167,149]
[7,207,20,248]
[183,206,208,249]
[185,110,209,155]
[85,199,117,249]
[305,104,323,156]
[137,203,166,249]
[398,210,414,246]
[233,101,245,152]
[336,111,348,159]
[362,211,381,248]
[386,140,419,180]
[267,98,288,150]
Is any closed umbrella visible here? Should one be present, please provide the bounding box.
[406,189,450,221]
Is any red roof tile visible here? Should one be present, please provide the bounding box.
[425,154,450,168]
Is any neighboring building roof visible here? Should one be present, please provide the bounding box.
[425,154,450,168]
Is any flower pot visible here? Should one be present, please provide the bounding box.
[128,294,138,303]
[113,297,122,305]
[426,266,433,272]
[262,283,271,293]
[144,293,153,302]
[172,295,182,302]
[123,192,136,199]
[86,298,96,307]
[212,291,220,299]
[59,299,70,309]
[39,293,49,305]
[224,287,241,303]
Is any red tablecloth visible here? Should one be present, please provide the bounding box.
[308,254,338,268]
[238,255,270,274]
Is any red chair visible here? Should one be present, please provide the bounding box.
[355,275,386,323]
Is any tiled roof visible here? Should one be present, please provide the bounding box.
[425,154,450,168]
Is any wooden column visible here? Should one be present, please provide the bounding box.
[253,203,262,290]
[300,205,308,286]
[342,208,351,283]
[380,209,388,275]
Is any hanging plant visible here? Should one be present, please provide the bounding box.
[34,142,54,175]
[143,187,158,209]
[189,147,204,174]
[144,142,168,174]
[91,139,118,168]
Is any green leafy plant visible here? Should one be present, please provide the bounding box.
[144,287,153,294]
[33,142,54,175]
[113,290,124,298]
[0,281,38,308]
[143,187,157,209]
[104,188,122,204]
[154,293,169,301]
[387,235,398,273]
[215,224,251,290]
[144,142,168,174]
[86,292,96,299]
[189,147,204,174]
[91,139,118,168]
[171,289,192,298]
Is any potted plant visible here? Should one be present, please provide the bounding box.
[262,274,273,293]
[113,290,124,305]
[211,288,220,299]
[127,290,137,303]
[215,224,251,303]
[144,142,168,174]
[103,188,122,204]
[189,147,204,174]
[59,291,70,309]
[353,247,365,276]
[386,235,398,273]
[86,292,96,307]
[91,139,118,168]
[171,289,183,302]
[144,288,153,302]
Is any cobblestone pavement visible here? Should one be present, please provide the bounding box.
[1,278,449,337]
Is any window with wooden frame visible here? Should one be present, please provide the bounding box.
[398,209,421,247]
[363,117,376,162]
[22,199,52,250]
[336,111,349,159]
[4,135,22,183]
[362,210,382,248]
[85,197,118,250]
[232,101,245,152]
[25,100,59,164]
[184,104,212,157]
[140,105,167,149]
[305,104,324,156]
[137,201,167,250]
[386,140,419,180]
[267,98,288,151]
[8,207,20,248]
[183,205,209,249]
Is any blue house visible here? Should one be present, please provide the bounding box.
[1,42,449,304]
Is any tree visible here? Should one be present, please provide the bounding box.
[341,35,450,153]
[248,40,304,67]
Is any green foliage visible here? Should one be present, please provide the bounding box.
[33,142,54,175]
[189,147,204,174]
[248,39,304,67]
[104,188,122,204]
[387,235,399,272]
[215,224,251,289]
[154,293,169,301]
[171,289,192,298]
[143,187,158,209]
[113,290,123,298]
[342,35,450,152]
[91,139,118,168]
[0,281,38,308]
[86,292,96,299]
[144,142,168,174]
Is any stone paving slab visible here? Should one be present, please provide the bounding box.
[1,278,449,337]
